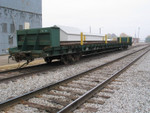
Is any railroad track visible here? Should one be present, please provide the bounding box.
[0,45,149,112]
[0,61,62,83]
[0,45,147,83]
[0,51,117,83]
[0,49,119,82]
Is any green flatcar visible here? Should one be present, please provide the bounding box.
[9,26,132,64]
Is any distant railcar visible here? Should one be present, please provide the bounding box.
[9,26,132,64]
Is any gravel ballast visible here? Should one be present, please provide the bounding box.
[95,51,150,113]
[0,45,148,103]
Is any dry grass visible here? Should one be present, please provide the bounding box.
[0,59,45,71]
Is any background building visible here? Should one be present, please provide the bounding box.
[0,0,42,54]
[132,38,139,44]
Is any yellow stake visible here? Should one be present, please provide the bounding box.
[84,35,86,41]
[81,32,83,45]
[102,36,104,41]
[120,37,122,43]
[127,37,129,43]
[105,34,107,44]
[113,38,116,41]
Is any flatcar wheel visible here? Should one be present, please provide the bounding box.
[74,54,81,62]
[44,57,52,64]
[61,56,69,65]
[123,46,128,50]
[68,55,75,63]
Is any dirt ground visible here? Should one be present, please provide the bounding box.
[0,55,16,66]
[0,55,45,71]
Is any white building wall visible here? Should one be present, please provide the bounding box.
[0,0,42,55]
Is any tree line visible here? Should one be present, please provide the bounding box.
[145,36,150,43]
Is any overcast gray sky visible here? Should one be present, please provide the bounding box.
[42,0,150,41]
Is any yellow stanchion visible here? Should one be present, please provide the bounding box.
[102,36,104,41]
[84,35,86,41]
[81,32,83,45]
[119,37,122,43]
[127,37,129,43]
[105,35,107,44]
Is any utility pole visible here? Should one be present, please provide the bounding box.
[138,27,140,38]
[135,30,136,38]
[89,26,91,33]
[99,27,103,34]
[99,28,101,34]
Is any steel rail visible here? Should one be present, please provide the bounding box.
[0,48,123,82]
[58,48,150,113]
[0,61,62,83]
[0,63,46,74]
[0,48,119,74]
[0,51,125,83]
[0,44,146,74]
[0,45,147,83]
[0,46,149,111]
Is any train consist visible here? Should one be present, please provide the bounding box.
[9,26,132,64]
